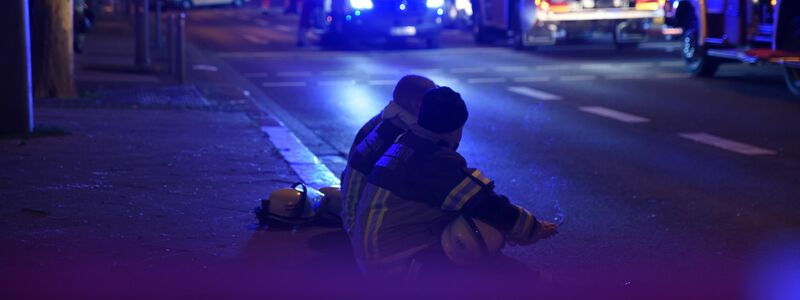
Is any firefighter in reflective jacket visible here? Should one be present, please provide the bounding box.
[340,75,437,235]
[352,87,557,277]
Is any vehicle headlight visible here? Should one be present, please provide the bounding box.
[350,0,374,10]
[426,0,445,8]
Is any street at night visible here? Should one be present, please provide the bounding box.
[2,0,800,299]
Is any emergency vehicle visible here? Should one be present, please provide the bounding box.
[470,0,667,49]
[322,0,447,48]
[664,0,800,96]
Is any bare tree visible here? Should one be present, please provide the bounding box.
[29,0,77,99]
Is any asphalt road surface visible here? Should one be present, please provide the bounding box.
[184,3,800,297]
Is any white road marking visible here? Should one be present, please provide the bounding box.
[321,70,356,76]
[467,77,506,84]
[277,71,312,77]
[275,25,294,32]
[368,80,397,86]
[261,126,340,187]
[656,73,692,79]
[560,75,597,81]
[579,106,650,123]
[262,81,306,87]
[513,76,551,82]
[579,63,614,70]
[678,132,777,155]
[244,72,270,78]
[242,34,270,45]
[364,69,401,75]
[318,80,356,86]
[535,65,571,71]
[658,61,685,67]
[192,64,218,72]
[507,86,563,101]
[450,67,486,74]
[605,74,647,80]
[411,68,444,74]
[620,62,655,68]
[494,66,528,72]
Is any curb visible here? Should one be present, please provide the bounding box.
[186,43,341,189]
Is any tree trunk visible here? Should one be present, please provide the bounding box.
[30,0,77,99]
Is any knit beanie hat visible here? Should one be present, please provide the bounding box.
[417,87,468,134]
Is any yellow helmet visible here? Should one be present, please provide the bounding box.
[441,216,505,265]
[255,183,342,226]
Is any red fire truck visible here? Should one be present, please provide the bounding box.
[665,0,800,95]
[470,0,667,49]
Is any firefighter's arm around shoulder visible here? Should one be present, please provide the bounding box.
[426,150,556,245]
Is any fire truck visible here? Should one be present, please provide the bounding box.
[664,0,800,96]
[470,0,667,49]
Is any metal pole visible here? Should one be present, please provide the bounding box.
[176,13,186,83]
[1,0,34,135]
[155,0,162,49]
[135,0,151,69]
[168,14,175,74]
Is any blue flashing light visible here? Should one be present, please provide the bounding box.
[355,10,361,16]
[437,8,444,15]
[346,15,352,21]
[400,3,407,10]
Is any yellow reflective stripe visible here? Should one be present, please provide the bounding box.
[441,176,472,210]
[347,170,365,229]
[511,206,534,240]
[370,192,390,260]
[362,188,386,260]
[473,169,491,185]
[452,184,482,210]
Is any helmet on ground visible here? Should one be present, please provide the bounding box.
[441,216,505,265]
[258,182,324,225]
[319,186,342,217]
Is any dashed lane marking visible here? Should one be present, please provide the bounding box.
[244,72,270,78]
[579,106,650,123]
[277,71,312,77]
[507,86,563,101]
[192,64,218,72]
[410,68,444,74]
[319,80,356,86]
[619,62,655,68]
[656,73,692,79]
[658,61,685,67]
[560,75,597,81]
[467,77,506,84]
[495,66,528,72]
[535,65,571,71]
[262,81,306,87]
[450,67,486,74]
[242,34,270,46]
[605,74,647,80]
[513,76,551,82]
[275,25,294,32]
[578,63,614,70]
[678,132,777,155]
[368,80,397,86]
[321,70,357,76]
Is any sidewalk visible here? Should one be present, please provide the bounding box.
[1,13,356,299]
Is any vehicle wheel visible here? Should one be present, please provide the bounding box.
[232,0,244,8]
[785,66,800,96]
[426,37,441,49]
[180,0,192,10]
[682,26,718,77]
